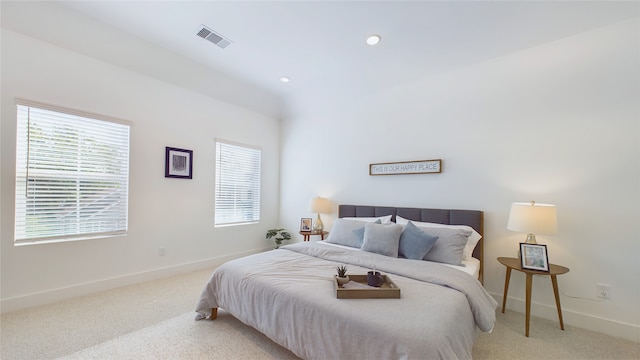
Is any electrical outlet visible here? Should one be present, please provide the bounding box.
[596,283,611,300]
[159,247,166,256]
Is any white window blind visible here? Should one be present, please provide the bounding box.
[15,101,130,245]
[215,140,261,226]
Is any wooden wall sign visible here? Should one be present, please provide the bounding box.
[369,159,442,176]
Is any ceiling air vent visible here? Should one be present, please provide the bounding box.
[196,25,232,49]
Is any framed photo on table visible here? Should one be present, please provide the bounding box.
[165,147,193,179]
[300,218,312,232]
[520,243,549,272]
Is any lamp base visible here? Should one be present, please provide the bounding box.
[525,234,537,244]
[517,234,537,258]
[312,213,324,233]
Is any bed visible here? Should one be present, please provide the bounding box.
[196,204,498,359]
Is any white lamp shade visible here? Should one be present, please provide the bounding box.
[309,197,332,214]
[507,202,557,235]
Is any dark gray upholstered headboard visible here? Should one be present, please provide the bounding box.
[338,204,484,283]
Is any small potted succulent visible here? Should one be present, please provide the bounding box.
[266,228,291,249]
[336,265,350,286]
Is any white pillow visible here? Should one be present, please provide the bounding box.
[396,215,482,260]
[342,215,393,224]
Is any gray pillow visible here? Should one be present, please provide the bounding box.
[361,222,403,257]
[418,226,471,266]
[325,218,371,248]
[398,221,439,260]
[352,219,382,244]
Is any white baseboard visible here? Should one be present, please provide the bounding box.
[490,292,640,343]
[0,248,267,314]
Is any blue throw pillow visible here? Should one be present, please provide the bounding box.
[399,221,439,260]
[353,227,365,243]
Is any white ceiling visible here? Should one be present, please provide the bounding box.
[2,1,638,117]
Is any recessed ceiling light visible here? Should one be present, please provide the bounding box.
[280,76,291,83]
[366,34,381,46]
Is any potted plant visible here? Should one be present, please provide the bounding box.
[336,265,350,286]
[266,228,291,249]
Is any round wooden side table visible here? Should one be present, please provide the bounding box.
[299,231,328,241]
[497,256,570,337]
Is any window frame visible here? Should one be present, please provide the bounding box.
[14,99,131,245]
[214,139,262,227]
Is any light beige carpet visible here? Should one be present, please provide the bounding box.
[56,309,299,360]
[2,267,638,359]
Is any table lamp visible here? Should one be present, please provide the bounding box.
[508,201,557,245]
[309,197,331,233]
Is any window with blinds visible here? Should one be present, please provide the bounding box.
[215,140,261,226]
[14,101,130,245]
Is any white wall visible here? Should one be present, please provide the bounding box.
[280,18,639,341]
[1,5,638,344]
[1,30,281,311]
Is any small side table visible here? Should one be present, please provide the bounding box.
[497,256,570,337]
[299,231,328,241]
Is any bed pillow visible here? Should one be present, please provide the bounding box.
[417,226,471,266]
[398,221,439,260]
[325,218,373,248]
[352,219,382,244]
[396,215,481,260]
[361,222,403,257]
[342,215,393,224]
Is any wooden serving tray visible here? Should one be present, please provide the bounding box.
[334,274,401,299]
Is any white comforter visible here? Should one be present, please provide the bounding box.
[196,242,498,360]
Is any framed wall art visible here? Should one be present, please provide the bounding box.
[165,147,193,179]
[520,243,549,272]
[300,218,312,232]
[369,159,442,176]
